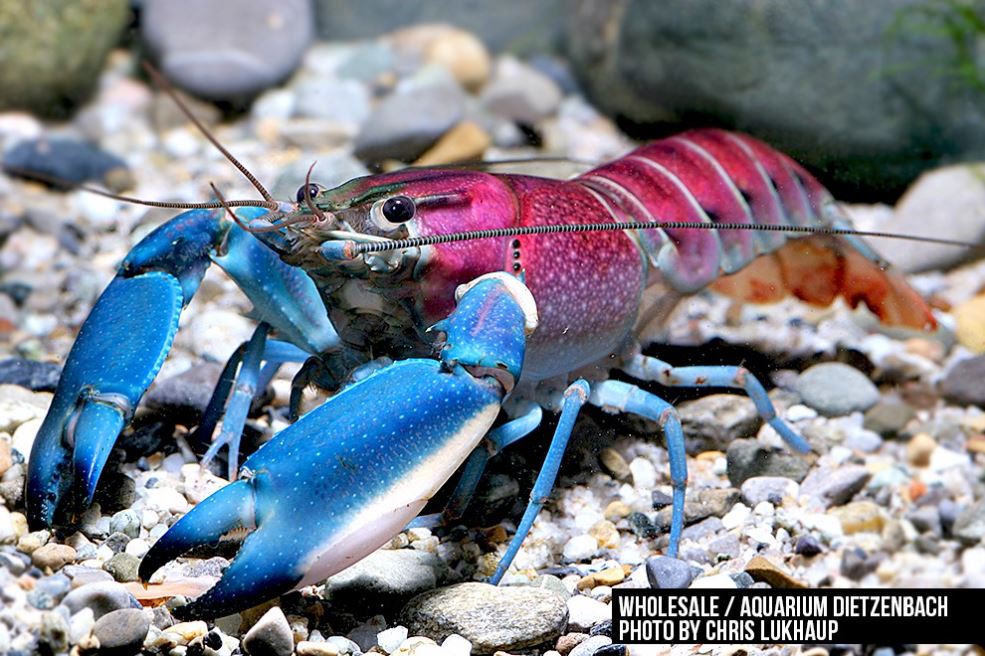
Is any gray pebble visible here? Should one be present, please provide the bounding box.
[707,533,741,560]
[654,488,739,528]
[940,355,985,408]
[800,465,871,508]
[914,535,941,555]
[243,606,294,656]
[863,401,915,437]
[796,363,880,416]
[0,550,29,576]
[843,429,883,453]
[93,608,150,656]
[354,84,465,161]
[740,476,799,506]
[908,506,942,536]
[840,547,881,581]
[323,549,450,614]
[400,582,567,654]
[142,0,314,100]
[144,362,223,424]
[103,532,131,555]
[103,553,140,583]
[645,556,694,589]
[680,517,724,541]
[730,572,755,588]
[480,56,563,124]
[953,498,985,544]
[940,499,961,535]
[294,77,371,124]
[109,510,141,539]
[726,439,811,486]
[569,635,612,656]
[678,393,761,452]
[62,581,134,619]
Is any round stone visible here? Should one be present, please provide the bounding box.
[796,363,880,417]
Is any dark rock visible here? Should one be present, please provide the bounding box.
[313,0,564,53]
[914,535,941,555]
[142,0,314,101]
[941,356,985,408]
[800,466,871,508]
[650,490,673,508]
[678,394,761,452]
[354,84,466,162]
[3,138,132,192]
[908,506,942,536]
[863,402,916,437]
[567,0,985,200]
[93,609,151,656]
[93,474,137,516]
[589,619,612,638]
[0,0,129,117]
[243,606,294,656]
[726,439,811,487]
[731,572,755,588]
[594,645,626,656]
[0,358,61,391]
[840,547,881,581]
[794,535,823,557]
[645,556,694,589]
[939,499,961,536]
[628,512,658,539]
[400,582,568,655]
[144,362,224,424]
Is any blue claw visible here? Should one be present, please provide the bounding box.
[27,271,184,528]
[141,273,536,618]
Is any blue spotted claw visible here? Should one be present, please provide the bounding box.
[26,210,227,529]
[139,273,537,618]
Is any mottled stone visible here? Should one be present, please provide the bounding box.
[726,439,811,486]
[93,608,150,656]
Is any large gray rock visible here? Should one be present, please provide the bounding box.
[0,0,129,117]
[314,0,564,53]
[567,0,985,199]
[400,582,568,655]
[142,0,314,101]
[323,548,452,614]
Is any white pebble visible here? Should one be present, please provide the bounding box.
[566,595,610,630]
[786,404,817,421]
[629,457,657,490]
[929,446,971,471]
[721,503,751,530]
[753,501,775,517]
[125,538,150,559]
[141,510,159,530]
[145,487,189,514]
[562,534,598,562]
[689,573,737,589]
[440,634,472,656]
[745,526,776,547]
[377,626,408,654]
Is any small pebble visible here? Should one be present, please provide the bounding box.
[794,535,824,557]
[645,556,694,589]
[745,555,806,588]
[562,535,598,562]
[94,608,150,656]
[906,433,937,466]
[103,552,140,582]
[799,465,871,508]
[31,543,75,571]
[566,595,610,633]
[796,363,880,416]
[243,606,294,656]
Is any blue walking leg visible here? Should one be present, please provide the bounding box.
[407,402,543,529]
[490,382,589,584]
[202,324,269,479]
[589,380,688,557]
[622,354,810,453]
[194,332,311,477]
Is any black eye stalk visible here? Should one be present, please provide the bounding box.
[381,196,416,223]
[296,183,323,204]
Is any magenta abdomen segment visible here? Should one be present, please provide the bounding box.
[578,129,840,295]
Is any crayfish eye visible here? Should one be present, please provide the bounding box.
[382,196,415,223]
[371,195,416,231]
[295,183,323,203]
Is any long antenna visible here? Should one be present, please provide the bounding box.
[142,61,275,203]
[337,220,981,257]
